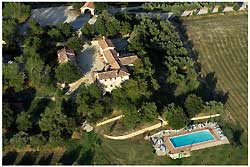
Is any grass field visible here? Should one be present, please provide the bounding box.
[182,14,248,133]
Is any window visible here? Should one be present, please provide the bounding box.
[110,84,113,87]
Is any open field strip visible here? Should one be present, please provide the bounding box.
[182,14,248,133]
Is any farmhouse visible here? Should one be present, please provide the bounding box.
[57,47,76,64]
[93,37,138,92]
[80,1,95,16]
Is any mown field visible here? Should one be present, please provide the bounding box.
[182,14,248,133]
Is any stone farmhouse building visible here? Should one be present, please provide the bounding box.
[93,37,138,93]
[80,1,95,16]
[57,47,76,64]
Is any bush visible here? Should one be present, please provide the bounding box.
[10,131,29,148]
[233,3,240,11]
[218,6,223,13]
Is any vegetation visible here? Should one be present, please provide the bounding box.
[55,62,82,83]
[3,2,31,23]
[2,1,247,165]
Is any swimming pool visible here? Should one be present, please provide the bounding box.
[169,130,215,148]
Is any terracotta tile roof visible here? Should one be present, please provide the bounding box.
[98,38,114,50]
[57,47,75,63]
[119,55,138,66]
[96,69,130,80]
[103,49,120,69]
[83,2,95,9]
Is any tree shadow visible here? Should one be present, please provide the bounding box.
[197,72,229,104]
[18,151,38,165]
[2,151,17,165]
[37,152,54,165]
[232,128,244,147]
[76,149,94,165]
[58,146,82,165]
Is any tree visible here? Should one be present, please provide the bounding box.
[66,37,82,53]
[81,23,95,38]
[233,3,240,11]
[76,84,106,121]
[72,2,82,9]
[39,102,70,140]
[48,28,63,41]
[58,23,73,38]
[9,131,29,148]
[120,21,131,35]
[55,62,82,83]
[165,56,199,96]
[140,102,158,122]
[2,19,17,45]
[184,94,204,118]
[16,112,32,131]
[24,36,41,50]
[27,19,44,36]
[122,105,140,129]
[3,61,24,92]
[95,10,121,37]
[3,2,31,23]
[203,101,224,115]
[112,79,152,110]
[29,134,46,147]
[94,2,108,12]
[163,103,189,129]
[3,102,14,129]
[24,48,52,89]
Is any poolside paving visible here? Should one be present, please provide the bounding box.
[164,127,229,154]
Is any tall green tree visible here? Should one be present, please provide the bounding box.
[203,101,224,115]
[95,10,121,37]
[76,84,106,121]
[2,19,17,45]
[27,19,44,36]
[66,37,82,53]
[163,103,189,129]
[3,2,31,23]
[81,23,95,38]
[3,102,14,129]
[55,62,82,83]
[16,112,32,131]
[39,102,70,140]
[3,61,24,92]
[140,102,158,123]
[184,94,204,118]
[9,131,29,148]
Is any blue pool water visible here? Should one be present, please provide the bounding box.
[170,130,214,148]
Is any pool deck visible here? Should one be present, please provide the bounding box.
[164,127,229,154]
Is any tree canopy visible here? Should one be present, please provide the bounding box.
[55,62,82,83]
[3,2,31,23]
[3,61,24,92]
[163,103,189,129]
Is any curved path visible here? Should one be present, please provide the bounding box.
[103,121,168,140]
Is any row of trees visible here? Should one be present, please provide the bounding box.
[142,2,240,14]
